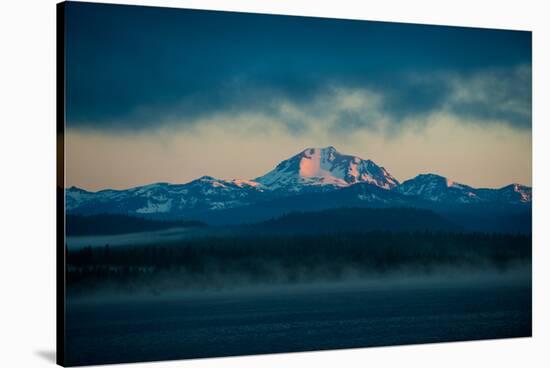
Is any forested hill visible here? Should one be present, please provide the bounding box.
[249,207,459,234]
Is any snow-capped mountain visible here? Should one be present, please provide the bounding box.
[397,174,532,204]
[66,176,265,217]
[477,184,532,204]
[397,174,480,203]
[66,146,531,221]
[254,146,399,192]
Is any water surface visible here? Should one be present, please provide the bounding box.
[65,279,531,366]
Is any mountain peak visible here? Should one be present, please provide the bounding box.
[254,146,399,191]
[189,176,231,189]
[414,174,440,186]
[302,145,337,152]
[299,146,338,160]
[399,173,488,203]
[67,185,85,192]
[498,183,532,203]
[196,175,216,181]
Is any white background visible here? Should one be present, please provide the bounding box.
[0,0,549,367]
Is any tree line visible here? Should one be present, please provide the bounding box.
[66,231,531,294]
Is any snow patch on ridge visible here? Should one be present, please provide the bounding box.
[136,199,173,214]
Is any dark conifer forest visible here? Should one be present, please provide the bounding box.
[66,230,531,295]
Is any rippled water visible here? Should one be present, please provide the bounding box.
[64,278,531,366]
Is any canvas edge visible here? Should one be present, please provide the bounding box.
[56,1,67,366]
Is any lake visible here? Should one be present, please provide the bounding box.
[64,278,531,366]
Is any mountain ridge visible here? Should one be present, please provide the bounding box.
[66,146,531,222]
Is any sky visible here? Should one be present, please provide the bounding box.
[64,2,532,191]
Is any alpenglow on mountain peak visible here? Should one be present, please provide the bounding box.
[253,146,399,191]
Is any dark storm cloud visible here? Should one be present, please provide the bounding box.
[64,2,532,132]
[445,65,532,129]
